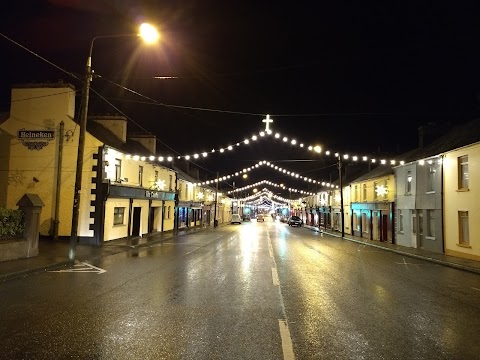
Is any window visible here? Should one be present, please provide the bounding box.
[406,170,412,194]
[167,206,171,219]
[363,184,367,201]
[354,185,358,202]
[113,207,125,225]
[362,213,368,234]
[373,182,378,200]
[412,210,417,234]
[138,166,143,186]
[353,213,359,231]
[427,166,436,192]
[427,210,435,238]
[458,211,469,245]
[169,174,173,191]
[418,211,423,238]
[458,155,469,190]
[115,159,122,181]
[154,170,158,181]
[398,210,404,233]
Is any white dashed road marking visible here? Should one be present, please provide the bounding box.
[278,320,295,360]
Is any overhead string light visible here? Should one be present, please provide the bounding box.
[242,190,292,206]
[122,114,420,167]
[197,160,338,191]
[172,114,407,166]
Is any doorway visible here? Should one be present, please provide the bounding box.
[132,207,141,237]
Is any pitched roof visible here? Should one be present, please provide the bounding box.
[350,118,480,183]
[402,118,480,162]
[86,120,153,156]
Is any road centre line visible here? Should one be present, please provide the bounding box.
[272,267,279,286]
[278,320,295,360]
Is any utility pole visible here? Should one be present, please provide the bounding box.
[213,171,219,227]
[338,155,345,237]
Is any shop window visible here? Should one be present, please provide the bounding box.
[362,213,368,234]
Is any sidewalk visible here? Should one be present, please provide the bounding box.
[1,224,480,282]
[0,226,205,282]
[304,225,480,275]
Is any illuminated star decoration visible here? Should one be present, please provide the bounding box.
[375,184,388,197]
[155,179,166,190]
[196,192,204,200]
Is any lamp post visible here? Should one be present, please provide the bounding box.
[338,154,345,237]
[69,24,159,260]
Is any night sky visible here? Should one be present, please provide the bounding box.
[2,1,480,196]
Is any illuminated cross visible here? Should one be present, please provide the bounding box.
[262,114,273,132]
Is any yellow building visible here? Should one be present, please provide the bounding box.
[443,142,480,261]
[0,82,176,245]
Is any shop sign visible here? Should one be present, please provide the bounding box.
[17,129,55,150]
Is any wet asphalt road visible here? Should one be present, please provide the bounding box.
[0,218,479,359]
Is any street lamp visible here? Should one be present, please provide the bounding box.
[69,23,160,260]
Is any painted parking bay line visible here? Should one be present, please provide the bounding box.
[49,261,106,274]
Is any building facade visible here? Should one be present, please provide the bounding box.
[0,82,177,245]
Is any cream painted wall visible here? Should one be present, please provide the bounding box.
[104,198,130,241]
[443,143,480,260]
[151,199,163,231]
[350,174,395,203]
[131,199,149,236]
[0,85,82,236]
[104,147,175,191]
[163,200,175,231]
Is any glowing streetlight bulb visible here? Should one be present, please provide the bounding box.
[139,23,160,44]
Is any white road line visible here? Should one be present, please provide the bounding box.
[272,267,279,286]
[49,262,106,274]
[278,320,295,360]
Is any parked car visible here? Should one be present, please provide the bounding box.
[242,214,251,221]
[231,214,242,224]
[256,214,265,222]
[287,216,303,227]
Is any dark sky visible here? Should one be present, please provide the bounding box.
[2,0,480,196]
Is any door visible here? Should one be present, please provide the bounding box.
[132,207,141,237]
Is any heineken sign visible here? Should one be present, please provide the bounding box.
[17,129,55,150]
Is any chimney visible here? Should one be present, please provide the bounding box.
[91,115,127,143]
[128,134,157,155]
[418,125,425,149]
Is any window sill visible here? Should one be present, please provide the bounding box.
[425,191,435,195]
[113,224,126,227]
[425,236,436,241]
[456,188,470,192]
[456,243,471,248]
